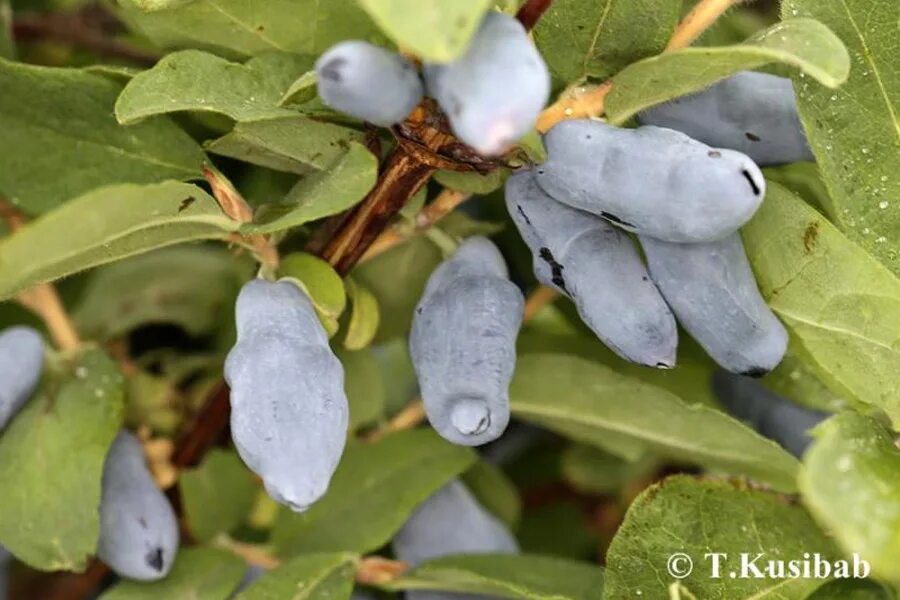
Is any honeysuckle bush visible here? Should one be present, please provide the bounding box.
[0,0,897,599]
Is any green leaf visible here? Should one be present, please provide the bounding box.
[433,169,508,195]
[386,554,604,600]
[352,236,443,342]
[124,369,182,435]
[461,461,522,529]
[235,552,357,600]
[243,143,377,234]
[279,252,347,335]
[117,0,380,59]
[354,0,491,62]
[343,278,380,351]
[510,353,800,491]
[742,182,900,425]
[561,444,657,496]
[337,348,387,430]
[272,429,476,556]
[763,162,836,222]
[278,71,318,106]
[782,0,900,278]
[533,0,682,82]
[605,18,851,124]
[800,412,900,581]
[206,116,365,175]
[0,350,124,571]
[604,476,841,599]
[0,182,238,300]
[73,245,249,340]
[116,50,312,124]
[0,59,205,215]
[809,579,894,600]
[180,449,258,542]
[100,547,245,600]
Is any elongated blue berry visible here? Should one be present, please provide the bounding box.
[0,326,43,431]
[639,71,813,166]
[425,12,550,156]
[97,431,179,581]
[640,233,788,376]
[410,237,523,446]
[713,370,827,457]
[506,170,678,368]
[536,120,766,242]
[225,279,349,512]
[393,480,518,569]
[316,41,423,126]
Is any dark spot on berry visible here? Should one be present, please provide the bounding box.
[538,247,567,293]
[741,170,761,196]
[145,548,164,572]
[138,517,147,529]
[741,367,769,378]
[600,211,635,229]
[516,205,532,226]
[708,150,722,158]
[319,57,347,83]
[745,132,761,142]
[642,276,649,282]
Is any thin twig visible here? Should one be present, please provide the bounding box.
[666,0,747,51]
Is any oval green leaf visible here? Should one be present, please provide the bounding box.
[742,182,900,425]
[0,181,238,300]
[0,350,124,571]
[605,18,851,125]
[800,412,900,581]
[510,353,800,491]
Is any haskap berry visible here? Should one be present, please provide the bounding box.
[97,431,179,581]
[410,237,523,446]
[506,170,678,368]
[225,279,348,512]
[316,40,423,127]
[535,119,766,243]
[639,233,788,376]
[0,326,44,431]
[424,11,550,156]
[639,71,814,166]
[713,370,827,457]
[393,479,518,573]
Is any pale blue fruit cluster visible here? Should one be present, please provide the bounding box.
[317,11,549,156]
[507,114,793,375]
[536,120,766,243]
[640,234,788,376]
[393,480,518,599]
[97,431,179,581]
[506,171,678,368]
[713,370,827,457]
[315,41,424,127]
[0,326,43,430]
[225,279,349,512]
[425,12,550,156]
[639,71,814,166]
[411,237,524,446]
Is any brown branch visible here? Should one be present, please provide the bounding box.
[13,7,160,67]
[666,0,747,51]
[516,0,554,31]
[319,103,458,275]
